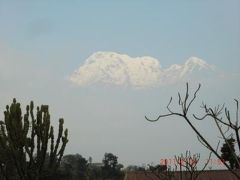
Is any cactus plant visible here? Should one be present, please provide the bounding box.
[0,98,68,180]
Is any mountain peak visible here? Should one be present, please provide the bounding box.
[69,52,215,88]
[185,57,211,69]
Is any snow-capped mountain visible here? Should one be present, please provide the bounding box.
[69,51,215,88]
[161,57,214,85]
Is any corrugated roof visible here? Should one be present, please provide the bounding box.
[125,170,240,180]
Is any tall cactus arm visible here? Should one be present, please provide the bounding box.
[38,111,51,174]
[28,101,36,168]
[56,128,68,167]
[53,119,64,157]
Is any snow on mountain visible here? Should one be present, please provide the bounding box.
[182,57,213,74]
[161,57,214,85]
[69,51,214,88]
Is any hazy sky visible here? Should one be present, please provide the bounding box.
[0,0,240,168]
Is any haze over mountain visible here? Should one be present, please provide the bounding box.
[69,52,215,88]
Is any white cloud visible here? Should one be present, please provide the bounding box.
[69,51,214,88]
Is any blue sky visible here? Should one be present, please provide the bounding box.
[0,0,240,168]
[1,0,239,70]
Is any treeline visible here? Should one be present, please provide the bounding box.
[54,152,125,180]
[0,152,126,180]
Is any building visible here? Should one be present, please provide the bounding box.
[124,170,240,180]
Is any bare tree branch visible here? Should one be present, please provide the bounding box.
[145,83,240,179]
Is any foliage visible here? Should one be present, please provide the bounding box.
[102,153,124,180]
[88,163,103,180]
[60,154,89,180]
[124,165,146,172]
[52,153,125,180]
[221,138,239,169]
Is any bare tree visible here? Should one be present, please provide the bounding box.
[145,83,240,179]
[174,150,212,180]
